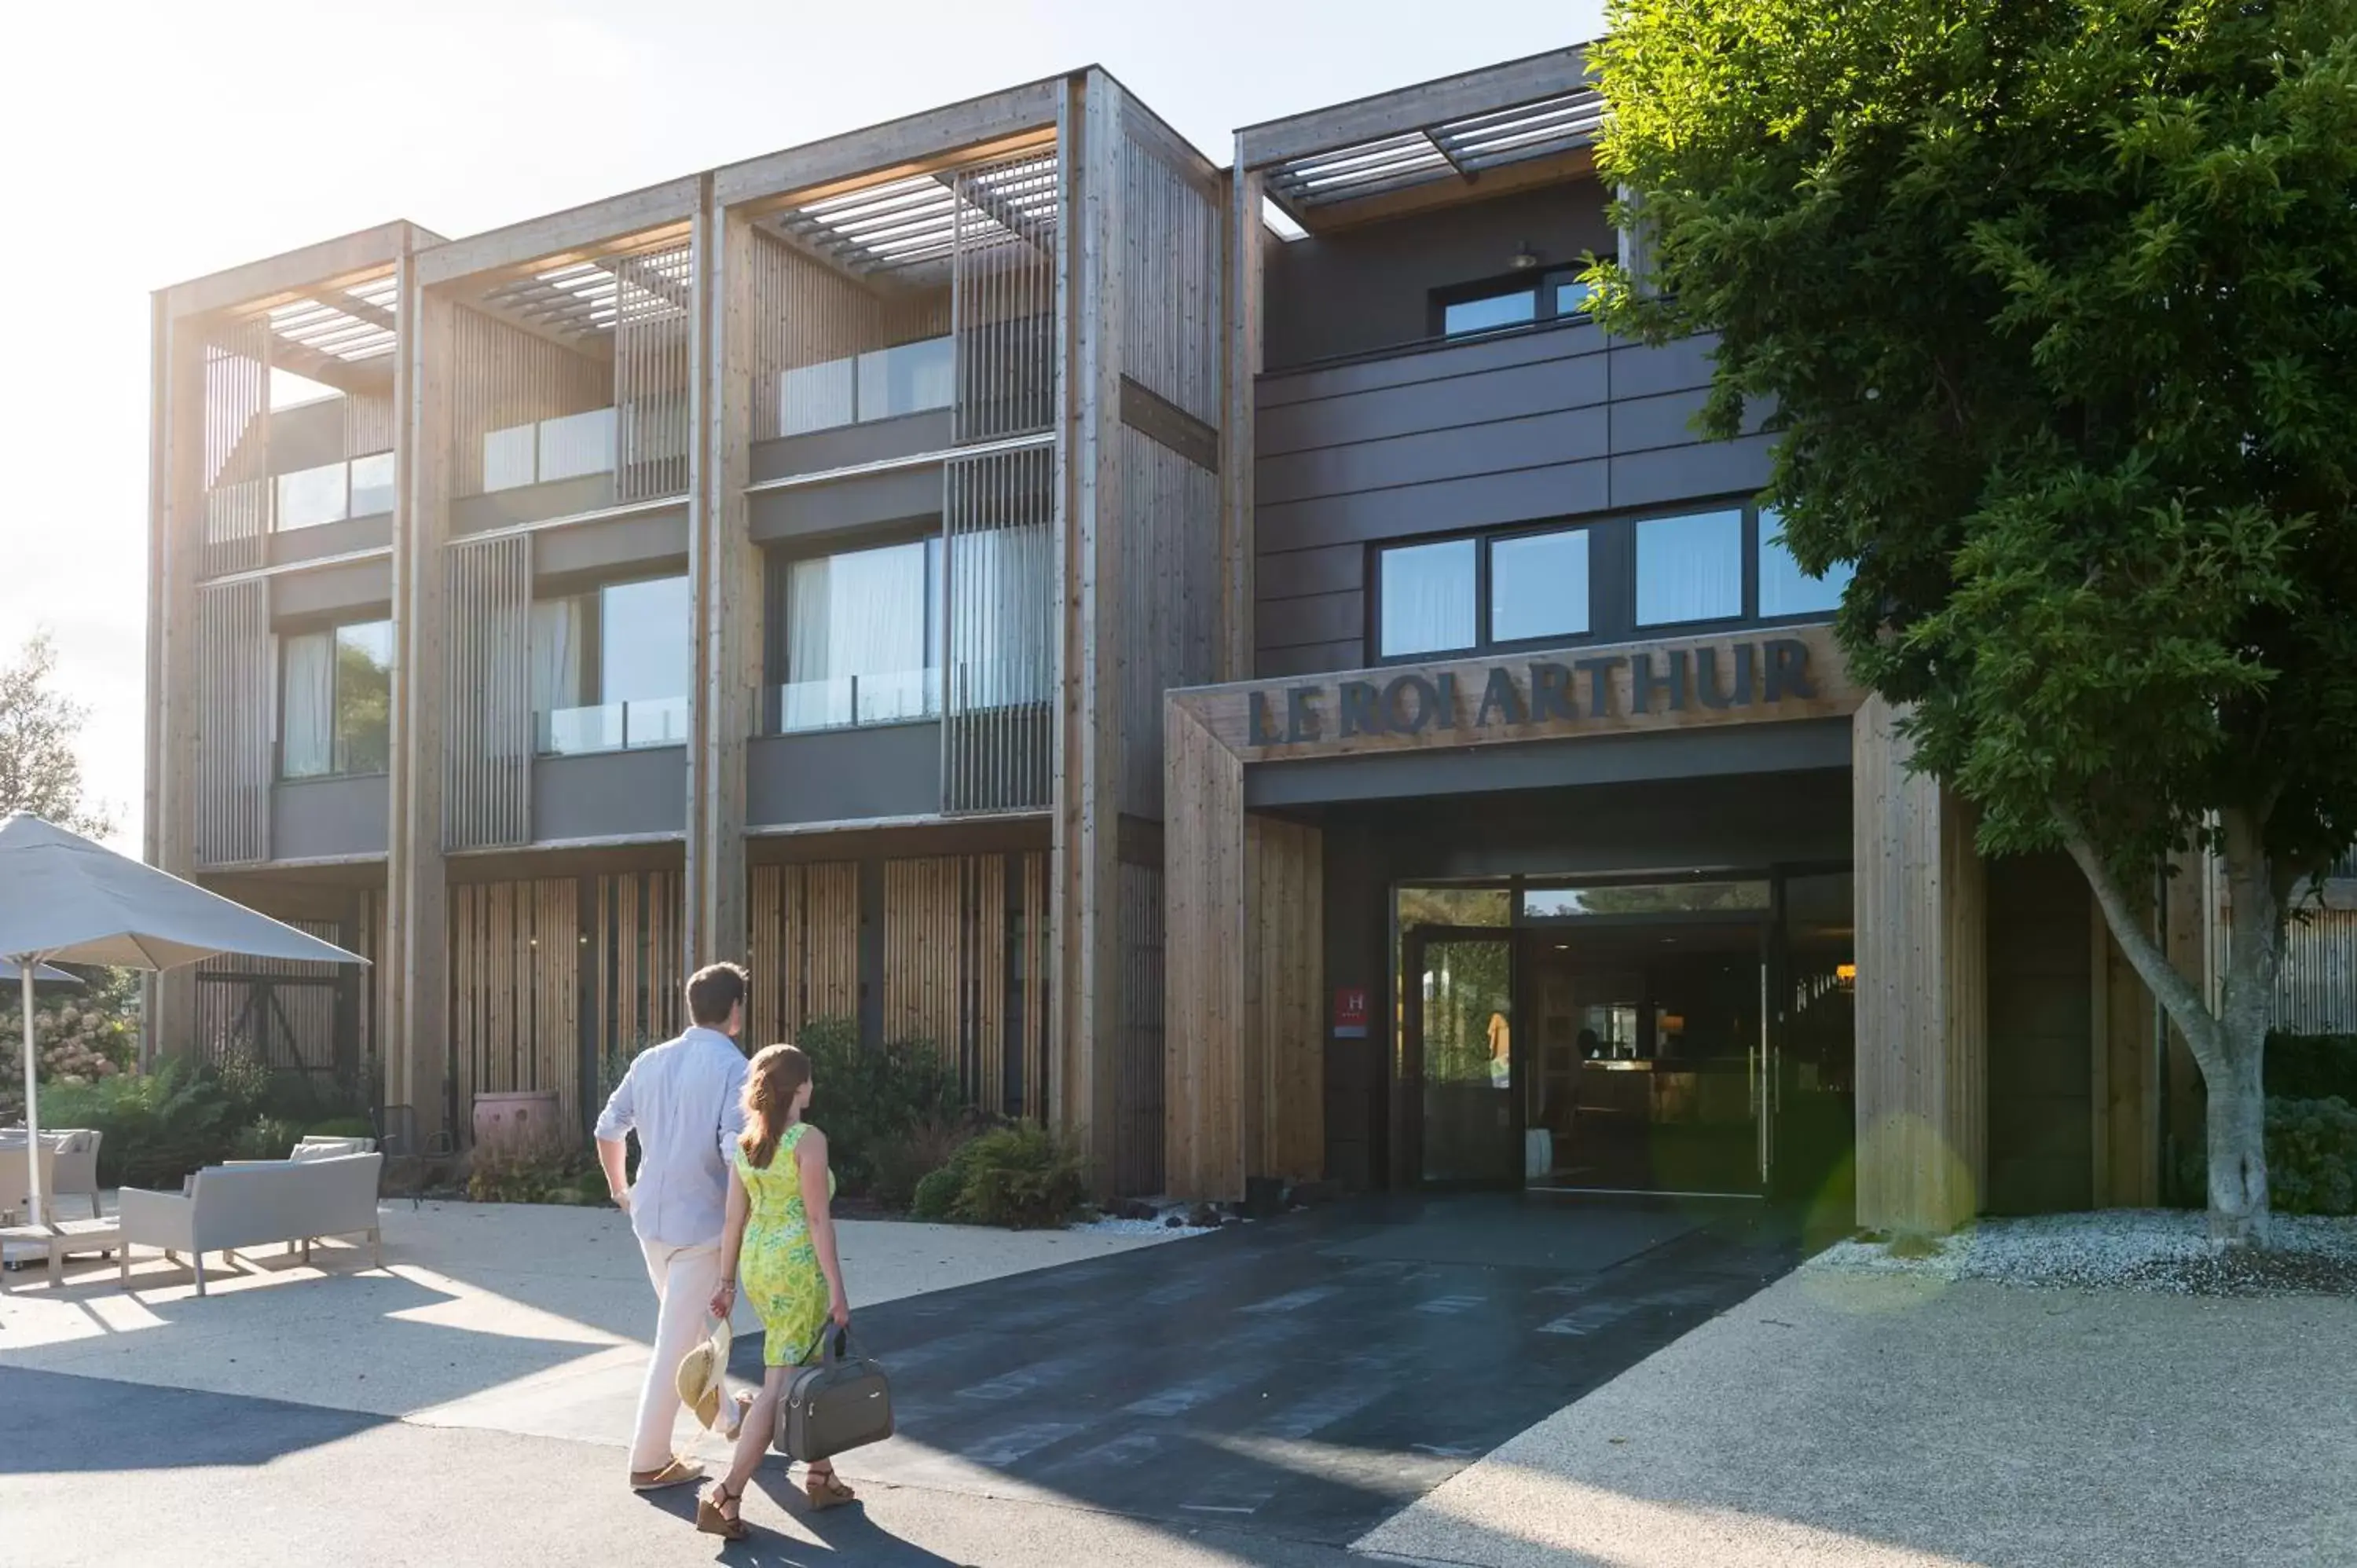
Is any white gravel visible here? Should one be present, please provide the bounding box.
[1069,1214,1218,1240]
[1809,1208,2357,1295]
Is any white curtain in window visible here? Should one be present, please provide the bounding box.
[281,631,335,778]
[1379,539,1477,657]
[531,597,585,745]
[786,541,932,729]
[949,527,1052,709]
[1636,511,1744,625]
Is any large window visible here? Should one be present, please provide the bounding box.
[1757,507,1854,618]
[1635,510,1743,627]
[781,539,944,731]
[1436,266,1596,341]
[532,574,691,755]
[1379,539,1478,657]
[1490,529,1590,644]
[281,620,392,779]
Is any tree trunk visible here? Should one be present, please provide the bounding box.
[2053,804,2280,1249]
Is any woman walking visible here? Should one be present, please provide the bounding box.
[698,1042,855,1538]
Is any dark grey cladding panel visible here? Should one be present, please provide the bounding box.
[1243,716,1853,810]
[266,399,347,475]
[750,411,955,483]
[1606,335,1721,401]
[271,774,389,861]
[1259,322,1611,409]
[534,510,691,582]
[1258,543,1365,601]
[1608,434,1775,512]
[746,724,941,827]
[531,746,687,842]
[1259,405,1609,507]
[1259,352,1609,458]
[749,466,943,546]
[1607,387,1714,456]
[452,473,618,535]
[1255,639,1366,678]
[268,513,390,570]
[1258,590,1364,649]
[273,559,394,624]
[1257,457,1611,554]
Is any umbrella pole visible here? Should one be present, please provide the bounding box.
[20,960,41,1229]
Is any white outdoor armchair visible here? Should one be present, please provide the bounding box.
[0,1129,104,1221]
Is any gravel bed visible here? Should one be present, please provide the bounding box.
[1808,1209,2357,1296]
[1069,1214,1219,1240]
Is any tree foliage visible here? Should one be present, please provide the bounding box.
[1590,0,2357,887]
[0,630,114,839]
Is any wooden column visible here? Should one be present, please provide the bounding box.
[1163,702,1324,1202]
[1053,70,1127,1191]
[146,304,205,1064]
[387,270,453,1147]
[1218,165,1263,683]
[1852,695,1987,1233]
[687,178,754,972]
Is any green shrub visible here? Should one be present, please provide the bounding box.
[2267,1096,2357,1216]
[467,1142,604,1205]
[911,1164,965,1222]
[42,1059,244,1189]
[870,1114,989,1212]
[306,1116,376,1141]
[944,1126,1087,1230]
[230,1115,308,1161]
[794,1016,962,1196]
[2267,1033,2357,1102]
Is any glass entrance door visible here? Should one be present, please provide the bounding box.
[1405,927,1518,1185]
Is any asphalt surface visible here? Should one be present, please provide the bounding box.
[2,1193,1800,1567]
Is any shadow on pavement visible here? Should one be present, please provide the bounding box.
[0,1365,388,1473]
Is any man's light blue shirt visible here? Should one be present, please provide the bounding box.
[593,1025,749,1248]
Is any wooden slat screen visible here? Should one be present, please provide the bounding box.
[443,533,533,851]
[343,391,396,461]
[449,303,610,498]
[592,868,686,1068]
[194,916,352,1079]
[1114,859,1167,1195]
[1015,850,1053,1120]
[2275,905,2357,1032]
[878,854,1032,1114]
[745,229,948,443]
[885,856,964,1066]
[196,579,271,868]
[1247,817,1323,1183]
[951,148,1061,444]
[202,320,270,577]
[746,861,860,1045]
[614,241,695,503]
[449,878,582,1146]
[943,445,1056,813]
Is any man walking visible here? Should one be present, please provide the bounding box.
[596,962,752,1490]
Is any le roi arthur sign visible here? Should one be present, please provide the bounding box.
[1190,624,1860,762]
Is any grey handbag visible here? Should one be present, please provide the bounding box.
[774,1324,894,1462]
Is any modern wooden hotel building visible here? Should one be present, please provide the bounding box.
[147,49,2279,1233]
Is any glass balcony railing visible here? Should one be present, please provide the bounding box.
[273,452,395,532]
[777,670,941,733]
[537,696,688,757]
[779,337,954,438]
[485,407,618,493]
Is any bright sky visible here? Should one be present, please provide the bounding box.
[1,0,1605,849]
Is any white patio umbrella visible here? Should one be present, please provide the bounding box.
[0,814,367,1226]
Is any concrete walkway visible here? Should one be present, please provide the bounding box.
[1357,1266,2357,1568]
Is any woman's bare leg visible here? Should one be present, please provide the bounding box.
[719,1365,789,1499]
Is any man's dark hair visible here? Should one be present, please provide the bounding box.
[685,962,749,1028]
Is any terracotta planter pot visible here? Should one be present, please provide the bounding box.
[471,1090,565,1157]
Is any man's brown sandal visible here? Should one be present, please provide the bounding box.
[697,1479,749,1539]
[629,1456,705,1491]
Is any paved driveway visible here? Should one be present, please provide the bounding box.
[756,1193,1799,1549]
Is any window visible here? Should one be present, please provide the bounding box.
[1636,510,1744,626]
[281,620,392,779]
[272,452,395,532]
[532,574,691,755]
[781,539,944,731]
[1758,507,1853,618]
[1378,539,1477,658]
[1490,529,1589,643]
[1438,266,1595,340]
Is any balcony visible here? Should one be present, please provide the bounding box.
[780,337,954,437]
[538,697,689,757]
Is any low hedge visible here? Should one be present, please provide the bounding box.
[910,1125,1087,1229]
[2267,1032,2357,1102]
[2178,1095,2357,1216]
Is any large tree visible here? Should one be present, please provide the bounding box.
[0,631,114,839]
[1590,0,2357,1244]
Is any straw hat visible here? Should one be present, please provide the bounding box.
[676,1317,734,1430]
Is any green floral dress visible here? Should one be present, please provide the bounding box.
[735,1123,836,1367]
